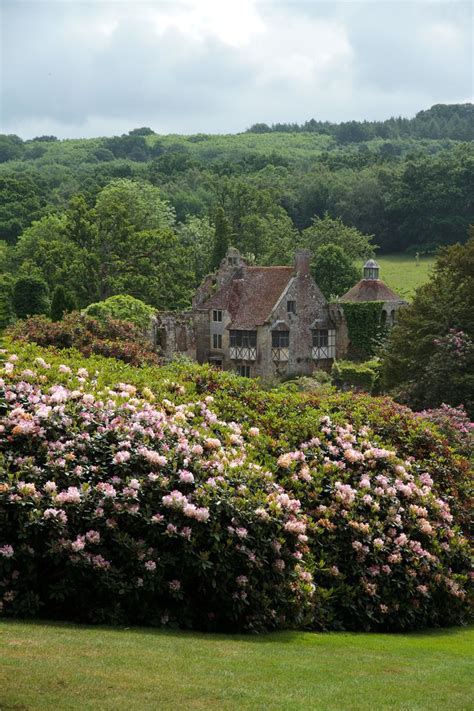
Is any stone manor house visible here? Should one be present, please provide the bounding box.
[153,248,405,380]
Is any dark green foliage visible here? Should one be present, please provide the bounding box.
[0,176,45,245]
[0,134,24,163]
[381,237,474,415]
[103,135,150,162]
[129,127,155,136]
[0,103,472,292]
[312,244,359,298]
[211,207,232,269]
[340,301,385,358]
[11,180,192,311]
[0,274,15,329]
[301,214,375,261]
[247,103,474,141]
[50,285,76,321]
[12,276,50,319]
[331,359,381,392]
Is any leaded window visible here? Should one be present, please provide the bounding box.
[272,331,289,348]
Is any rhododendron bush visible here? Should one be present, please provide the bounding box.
[0,347,471,632]
[0,361,313,631]
[274,419,471,630]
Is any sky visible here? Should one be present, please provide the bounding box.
[1,0,472,138]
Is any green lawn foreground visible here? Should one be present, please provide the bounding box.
[0,621,472,711]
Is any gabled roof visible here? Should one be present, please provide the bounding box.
[200,265,295,329]
[340,279,402,303]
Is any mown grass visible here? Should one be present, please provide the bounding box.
[362,254,436,300]
[1,621,472,710]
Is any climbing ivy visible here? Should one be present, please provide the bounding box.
[341,301,385,358]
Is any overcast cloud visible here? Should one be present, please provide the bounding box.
[0,0,472,138]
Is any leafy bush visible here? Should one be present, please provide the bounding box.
[0,346,471,632]
[6,312,159,366]
[5,338,470,530]
[332,359,381,393]
[0,363,314,631]
[417,404,473,459]
[274,418,471,631]
[84,295,155,331]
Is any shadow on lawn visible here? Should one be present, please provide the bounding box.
[2,616,470,644]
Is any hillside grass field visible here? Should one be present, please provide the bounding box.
[360,254,436,299]
[1,621,472,710]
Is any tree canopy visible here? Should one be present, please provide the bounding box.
[381,235,474,415]
[312,244,360,298]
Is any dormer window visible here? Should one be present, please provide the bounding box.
[228,256,238,266]
[212,310,222,322]
[287,300,296,314]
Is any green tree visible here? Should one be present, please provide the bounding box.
[177,215,214,284]
[0,175,44,245]
[381,236,474,415]
[0,274,14,329]
[84,294,155,330]
[211,207,232,269]
[301,213,375,261]
[312,244,359,298]
[50,285,76,321]
[13,275,50,319]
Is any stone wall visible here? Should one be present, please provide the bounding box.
[153,312,196,361]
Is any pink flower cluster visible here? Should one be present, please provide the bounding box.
[0,354,314,630]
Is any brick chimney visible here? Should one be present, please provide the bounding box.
[295,249,312,276]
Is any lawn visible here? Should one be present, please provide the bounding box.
[360,254,436,300]
[1,621,472,710]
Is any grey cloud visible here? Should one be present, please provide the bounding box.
[0,0,472,138]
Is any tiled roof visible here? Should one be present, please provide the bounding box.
[340,279,402,303]
[200,266,295,329]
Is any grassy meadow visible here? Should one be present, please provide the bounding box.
[1,621,472,711]
[359,254,436,300]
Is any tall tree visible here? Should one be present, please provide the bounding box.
[211,207,232,269]
[312,244,359,298]
[381,236,474,415]
[300,214,375,261]
[13,275,50,319]
[50,285,76,321]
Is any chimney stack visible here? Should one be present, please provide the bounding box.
[295,249,312,276]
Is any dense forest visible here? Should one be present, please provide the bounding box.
[1,103,473,315]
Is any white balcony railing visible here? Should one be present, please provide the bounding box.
[312,345,335,360]
[229,346,257,361]
[272,347,289,362]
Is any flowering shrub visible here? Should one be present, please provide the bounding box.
[417,404,473,459]
[3,339,472,531]
[0,358,313,631]
[6,312,159,367]
[0,345,471,632]
[274,417,471,631]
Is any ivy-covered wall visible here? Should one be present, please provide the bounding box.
[341,301,385,358]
